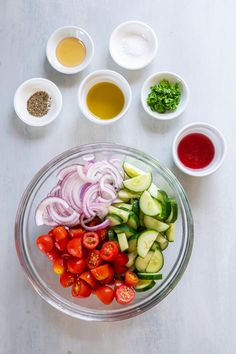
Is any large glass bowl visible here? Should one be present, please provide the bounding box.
[15,143,193,321]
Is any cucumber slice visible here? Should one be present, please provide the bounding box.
[166,198,178,223]
[137,230,158,258]
[135,251,154,272]
[108,206,130,223]
[123,162,145,177]
[144,215,169,232]
[108,229,116,241]
[151,241,161,251]
[114,203,133,211]
[126,252,137,267]
[148,183,159,198]
[137,272,162,280]
[140,191,161,216]
[146,249,164,273]
[106,214,123,226]
[166,223,175,242]
[127,211,140,230]
[117,232,129,252]
[118,189,140,201]
[131,198,140,215]
[113,224,136,238]
[128,238,137,253]
[123,173,152,193]
[134,279,156,292]
[156,234,169,250]
[139,210,144,227]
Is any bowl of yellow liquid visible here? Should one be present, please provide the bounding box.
[46,26,94,74]
[78,70,132,125]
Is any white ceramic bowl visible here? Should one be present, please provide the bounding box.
[141,71,189,120]
[109,21,158,70]
[46,26,94,74]
[78,69,132,125]
[14,78,63,127]
[172,122,227,177]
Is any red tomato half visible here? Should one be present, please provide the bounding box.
[96,228,108,243]
[46,247,60,262]
[68,227,86,239]
[115,285,135,305]
[125,271,139,287]
[91,264,113,281]
[80,271,97,289]
[36,235,54,253]
[114,264,128,275]
[67,238,83,258]
[55,237,68,252]
[113,252,129,266]
[100,266,114,284]
[53,257,66,275]
[114,279,124,289]
[71,279,92,297]
[67,257,86,274]
[87,250,102,269]
[95,285,114,305]
[101,241,119,262]
[83,232,99,250]
[52,226,68,241]
[60,272,76,288]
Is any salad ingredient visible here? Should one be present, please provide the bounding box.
[100,241,119,261]
[166,223,176,242]
[56,37,86,67]
[68,227,85,238]
[55,237,68,252]
[87,250,103,269]
[139,190,161,216]
[135,251,154,272]
[82,232,99,250]
[27,91,51,117]
[143,215,169,232]
[52,226,68,240]
[95,285,115,304]
[117,232,129,252]
[36,234,54,253]
[72,279,92,297]
[91,264,113,281]
[145,249,164,273]
[46,247,60,262]
[134,279,156,292]
[67,257,86,274]
[53,257,66,275]
[123,172,152,192]
[67,238,83,258]
[80,271,97,288]
[137,272,162,280]
[125,271,139,287]
[147,79,181,113]
[60,272,76,288]
[115,285,135,305]
[114,279,124,289]
[137,230,158,258]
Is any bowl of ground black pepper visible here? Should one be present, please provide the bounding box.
[14,78,63,127]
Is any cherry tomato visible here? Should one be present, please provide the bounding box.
[100,266,114,284]
[60,272,76,288]
[36,235,54,253]
[67,238,83,258]
[71,279,92,297]
[125,271,139,287]
[95,285,115,305]
[91,264,113,281]
[53,257,66,275]
[68,227,86,239]
[114,264,128,275]
[114,279,124,289]
[115,285,135,305]
[87,218,100,227]
[113,252,129,266]
[87,250,102,269]
[52,226,68,241]
[96,228,108,243]
[55,237,68,252]
[46,247,60,262]
[82,232,99,250]
[67,257,86,274]
[101,241,119,262]
[80,271,97,289]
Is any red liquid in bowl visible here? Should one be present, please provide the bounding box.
[177,133,215,169]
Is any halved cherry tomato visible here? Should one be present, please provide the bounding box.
[114,264,128,275]
[80,271,97,288]
[52,226,68,241]
[36,235,54,253]
[60,272,76,288]
[95,285,114,305]
[113,252,129,266]
[91,264,113,281]
[114,279,124,289]
[115,285,135,305]
[46,247,60,262]
[87,250,102,269]
[67,257,86,274]
[125,271,139,287]
[101,241,119,262]
[67,238,83,258]
[55,237,68,252]
[53,257,66,275]
[71,279,92,297]
[68,227,85,239]
[96,228,108,243]
[83,232,99,250]
[100,266,114,284]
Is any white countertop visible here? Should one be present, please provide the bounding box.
[0,0,235,353]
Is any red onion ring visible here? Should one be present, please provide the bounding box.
[80,214,111,231]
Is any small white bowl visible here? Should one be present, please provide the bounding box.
[14,78,62,127]
[141,71,189,120]
[109,21,158,70]
[172,122,227,177]
[78,69,132,125]
[46,26,94,74]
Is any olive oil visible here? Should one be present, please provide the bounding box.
[56,37,86,67]
[86,82,125,120]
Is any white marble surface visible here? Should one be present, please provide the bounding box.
[0,0,236,353]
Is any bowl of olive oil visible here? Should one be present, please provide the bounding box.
[78,70,132,125]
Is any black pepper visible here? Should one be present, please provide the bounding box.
[27,91,51,117]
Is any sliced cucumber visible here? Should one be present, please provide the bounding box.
[144,215,169,232]
[123,162,146,177]
[166,223,175,242]
[151,241,161,251]
[135,251,154,272]
[139,191,161,216]
[128,237,138,252]
[139,210,144,227]
[127,211,140,230]
[113,224,135,238]
[134,279,156,292]
[114,203,133,211]
[118,189,140,201]
[117,232,129,252]
[131,198,139,215]
[137,272,162,280]
[148,183,159,198]
[126,252,137,268]
[166,198,178,223]
[137,230,158,258]
[106,214,123,226]
[108,206,130,223]
[156,234,169,250]
[146,249,164,273]
[123,173,152,193]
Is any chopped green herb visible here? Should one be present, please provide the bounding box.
[147,79,181,113]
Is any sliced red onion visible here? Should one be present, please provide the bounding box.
[57,165,80,181]
[80,214,111,231]
[36,197,73,226]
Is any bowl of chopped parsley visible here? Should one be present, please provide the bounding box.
[141,72,189,120]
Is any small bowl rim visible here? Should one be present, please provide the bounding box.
[13,77,63,127]
[109,20,158,70]
[46,25,94,74]
[77,69,132,125]
[141,71,190,120]
[172,122,227,177]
